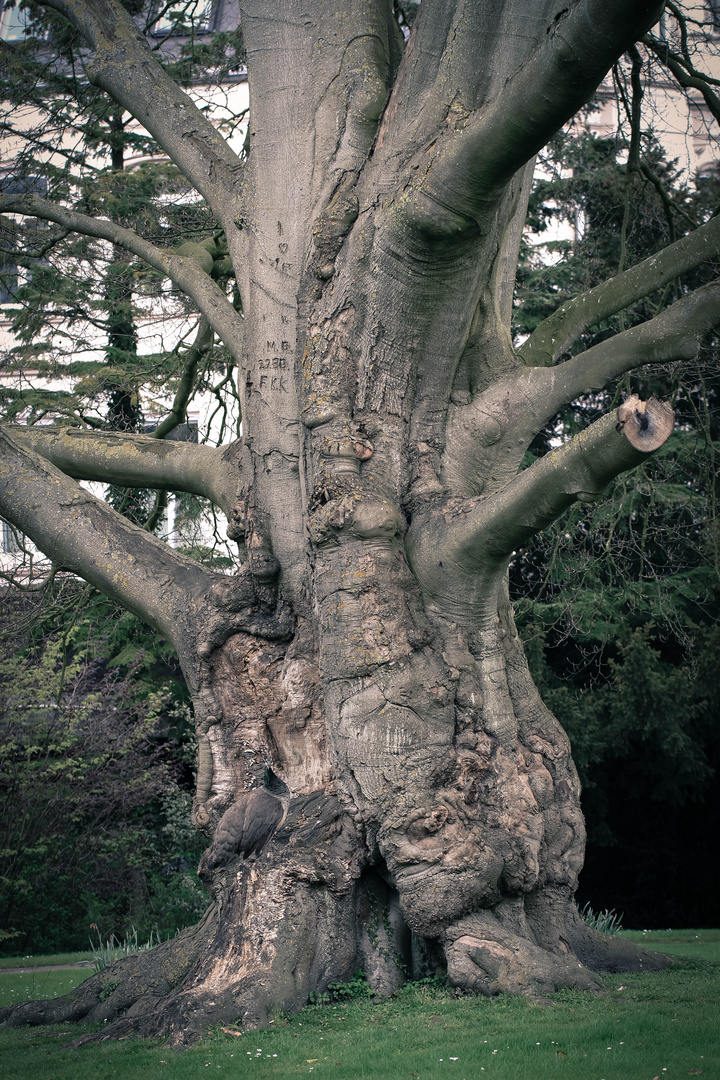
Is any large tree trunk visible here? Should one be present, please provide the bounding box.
[6,0,717,1046]
[0,576,668,1045]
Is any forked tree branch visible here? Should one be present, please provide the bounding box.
[0,428,213,653]
[0,194,246,364]
[6,427,240,516]
[643,32,720,126]
[409,398,672,621]
[38,0,244,229]
[442,282,720,498]
[519,215,720,368]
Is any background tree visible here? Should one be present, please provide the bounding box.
[511,93,720,929]
[0,0,719,1046]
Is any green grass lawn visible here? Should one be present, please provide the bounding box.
[0,952,94,970]
[0,967,94,1009]
[0,931,718,1079]
[619,928,720,962]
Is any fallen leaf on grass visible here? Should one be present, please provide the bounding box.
[221,1028,243,1038]
[306,1059,319,1063]
[556,1050,567,1057]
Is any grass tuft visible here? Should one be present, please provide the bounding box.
[579,900,624,935]
[89,925,162,973]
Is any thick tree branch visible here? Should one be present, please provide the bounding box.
[5,427,240,517]
[519,214,720,367]
[0,428,212,652]
[475,400,673,560]
[38,0,243,228]
[547,281,720,407]
[0,194,245,364]
[443,283,720,499]
[409,399,672,622]
[403,0,664,225]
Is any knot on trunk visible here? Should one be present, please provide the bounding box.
[309,173,360,280]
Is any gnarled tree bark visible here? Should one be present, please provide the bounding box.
[2,0,718,1046]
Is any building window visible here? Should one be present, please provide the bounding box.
[149,0,215,36]
[0,0,28,41]
[167,418,199,443]
[0,176,48,306]
[1,521,21,554]
[143,418,198,441]
[708,0,720,32]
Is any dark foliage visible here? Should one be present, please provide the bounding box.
[0,586,206,954]
[512,115,720,927]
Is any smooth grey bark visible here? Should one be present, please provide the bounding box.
[0,429,243,669]
[408,400,675,619]
[6,426,240,517]
[2,0,717,1043]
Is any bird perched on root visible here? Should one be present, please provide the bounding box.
[202,765,291,872]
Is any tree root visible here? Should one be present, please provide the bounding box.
[0,856,386,1047]
[443,891,671,1001]
[0,876,671,1043]
[444,909,604,1000]
[524,888,672,974]
[0,907,216,1035]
